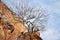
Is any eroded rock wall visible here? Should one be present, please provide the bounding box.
[0,2,26,38]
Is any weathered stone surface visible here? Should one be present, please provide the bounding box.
[0,2,26,38]
[17,32,42,40]
[0,2,42,40]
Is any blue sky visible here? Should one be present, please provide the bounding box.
[2,0,60,40]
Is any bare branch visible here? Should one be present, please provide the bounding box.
[10,0,48,32]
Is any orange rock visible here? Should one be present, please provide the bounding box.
[0,1,26,39]
[17,32,42,40]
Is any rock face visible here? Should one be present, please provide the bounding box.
[0,1,26,38]
[0,1,42,40]
[17,32,42,40]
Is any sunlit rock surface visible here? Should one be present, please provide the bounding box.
[0,1,42,40]
[17,32,42,40]
[0,1,26,38]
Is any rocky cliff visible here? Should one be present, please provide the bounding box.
[0,2,26,38]
[0,1,42,40]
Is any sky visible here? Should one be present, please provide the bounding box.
[2,0,60,40]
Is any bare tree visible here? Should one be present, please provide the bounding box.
[10,0,48,32]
